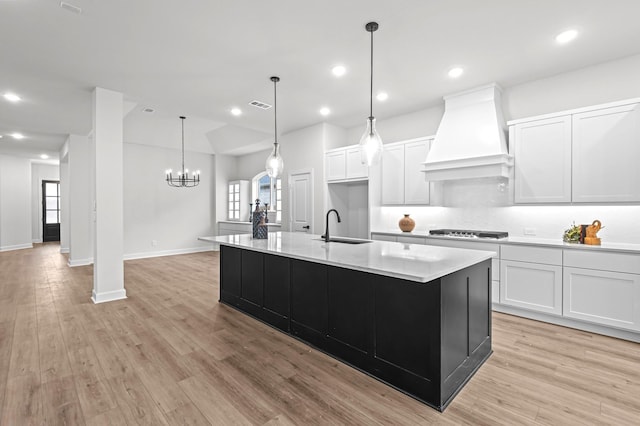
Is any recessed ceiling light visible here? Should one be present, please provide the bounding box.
[142,107,155,113]
[60,1,82,14]
[231,107,242,116]
[319,107,331,116]
[40,154,49,159]
[448,67,464,78]
[331,65,347,77]
[556,29,578,44]
[376,92,388,101]
[11,132,25,140]
[3,93,21,102]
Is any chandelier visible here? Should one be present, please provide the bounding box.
[166,116,200,187]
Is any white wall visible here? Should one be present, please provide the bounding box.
[0,155,33,251]
[122,143,215,258]
[215,154,238,227]
[31,163,60,243]
[363,53,640,244]
[346,105,443,148]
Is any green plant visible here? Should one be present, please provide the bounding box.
[563,222,581,243]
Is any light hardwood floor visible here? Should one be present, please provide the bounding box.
[1,243,639,425]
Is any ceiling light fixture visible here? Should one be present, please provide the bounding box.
[332,65,347,77]
[376,92,388,101]
[3,93,21,102]
[448,67,464,78]
[40,154,49,159]
[556,29,578,44]
[320,107,331,116]
[11,132,25,140]
[231,107,242,116]
[359,21,383,166]
[165,116,200,188]
[265,76,284,178]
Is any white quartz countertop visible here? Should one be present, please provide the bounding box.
[199,232,494,283]
[371,230,640,254]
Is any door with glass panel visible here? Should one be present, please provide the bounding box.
[42,180,61,242]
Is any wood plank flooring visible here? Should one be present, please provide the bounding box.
[1,242,639,425]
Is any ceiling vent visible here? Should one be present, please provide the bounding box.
[60,2,82,14]
[142,107,155,113]
[249,100,272,110]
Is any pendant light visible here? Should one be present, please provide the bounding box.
[265,76,284,178]
[359,21,383,166]
[165,116,200,187]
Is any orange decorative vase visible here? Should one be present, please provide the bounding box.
[398,214,415,232]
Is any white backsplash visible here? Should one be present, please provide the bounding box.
[375,179,640,243]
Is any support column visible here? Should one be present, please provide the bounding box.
[91,87,126,303]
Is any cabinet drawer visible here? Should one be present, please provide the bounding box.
[501,244,562,265]
[397,235,426,244]
[426,239,500,258]
[563,250,640,275]
[370,233,397,242]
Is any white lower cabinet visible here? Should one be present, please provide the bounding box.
[501,260,563,315]
[562,249,640,332]
[563,267,640,332]
[500,245,563,315]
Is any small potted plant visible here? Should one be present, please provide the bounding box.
[563,222,582,243]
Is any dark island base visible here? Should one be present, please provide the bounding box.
[219,245,492,412]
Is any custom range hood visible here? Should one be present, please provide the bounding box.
[422,83,512,181]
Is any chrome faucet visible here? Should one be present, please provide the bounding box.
[323,209,341,242]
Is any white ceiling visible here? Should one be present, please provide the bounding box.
[2,0,640,160]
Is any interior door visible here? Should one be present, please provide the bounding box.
[289,171,312,233]
[42,180,61,242]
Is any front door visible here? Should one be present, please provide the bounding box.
[289,171,313,233]
[42,180,61,242]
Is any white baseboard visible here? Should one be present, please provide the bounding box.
[123,246,214,260]
[60,247,70,254]
[0,243,33,252]
[68,257,93,267]
[493,304,640,343]
[91,289,127,304]
[33,238,43,244]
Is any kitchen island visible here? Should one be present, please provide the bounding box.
[199,232,495,411]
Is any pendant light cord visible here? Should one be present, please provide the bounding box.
[369,27,374,120]
[273,78,278,144]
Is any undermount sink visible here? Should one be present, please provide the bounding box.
[315,237,373,244]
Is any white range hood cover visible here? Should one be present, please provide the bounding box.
[423,83,512,181]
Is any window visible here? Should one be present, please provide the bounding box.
[228,182,240,220]
[252,172,282,223]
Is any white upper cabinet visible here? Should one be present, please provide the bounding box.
[325,149,346,181]
[404,139,431,205]
[345,147,368,180]
[381,143,405,204]
[572,103,640,203]
[325,145,367,182]
[509,98,640,204]
[381,137,432,205]
[512,116,572,203]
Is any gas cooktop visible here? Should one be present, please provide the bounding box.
[429,229,509,239]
